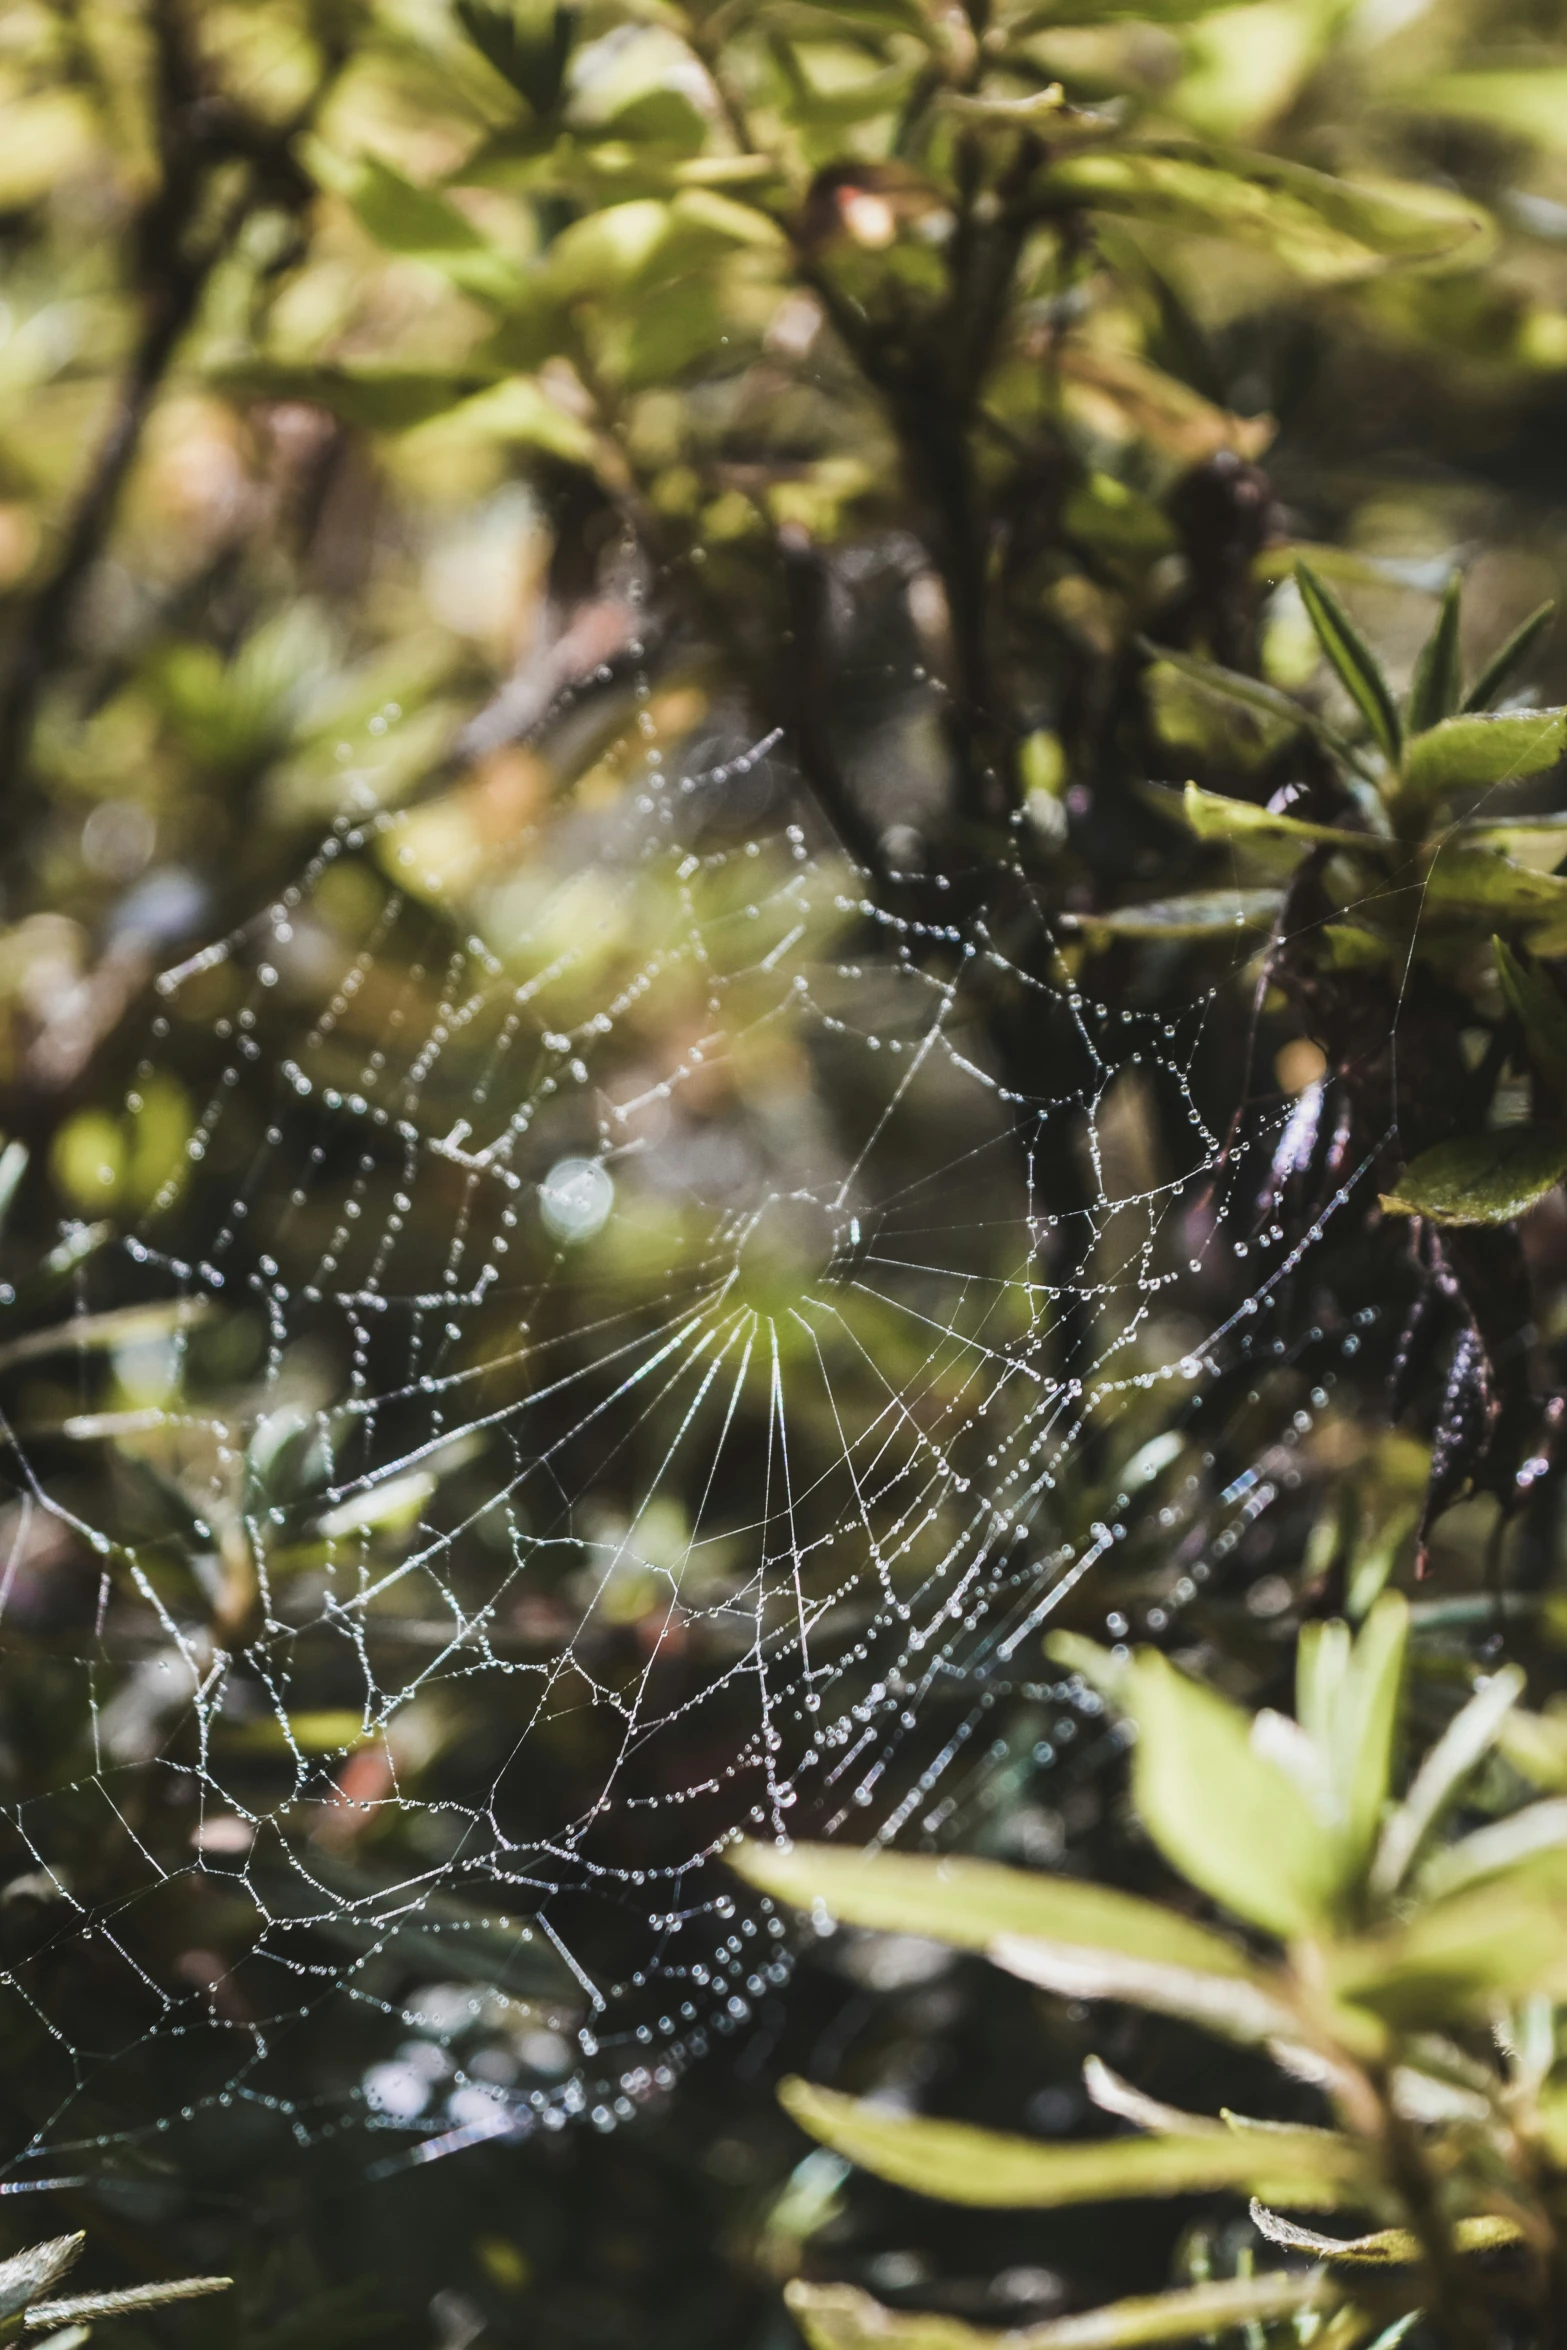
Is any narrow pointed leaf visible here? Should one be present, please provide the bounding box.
[1058,889,1282,941]
[1403,709,1566,797]
[1140,644,1363,767]
[455,0,576,114]
[1296,1619,1352,1758]
[25,2278,231,2326]
[1417,68,1567,148]
[1251,2202,1522,2264]
[1332,1873,1567,2021]
[778,2081,1368,2209]
[0,1298,211,1376]
[1379,1126,1567,1226]
[1419,1797,1567,1901]
[1296,562,1401,765]
[1459,813,1567,859]
[1362,2324,1422,2350]
[0,1138,27,1240]
[785,2270,1337,2350]
[0,2242,83,2325]
[729,1841,1252,1979]
[1464,600,1557,712]
[1370,1666,1525,1895]
[1125,1651,1341,1937]
[210,360,497,432]
[1340,1594,1409,1877]
[1044,1632,1129,1703]
[1423,848,1567,923]
[1082,2057,1223,2135]
[1497,1706,1567,1791]
[309,147,524,308]
[1182,784,1389,855]
[1495,937,1567,1105]
[993,1934,1295,2046]
[1043,147,1490,283]
[1407,574,1464,733]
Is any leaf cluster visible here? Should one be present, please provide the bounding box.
[737,1594,1567,2346]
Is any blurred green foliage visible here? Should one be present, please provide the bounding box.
[744,1597,1567,2343]
[6,0,1567,2345]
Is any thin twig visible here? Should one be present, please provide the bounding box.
[0,0,343,799]
[777,528,889,884]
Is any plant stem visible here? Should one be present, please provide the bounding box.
[1374,2072,1491,2350]
[0,0,221,795]
[0,0,347,803]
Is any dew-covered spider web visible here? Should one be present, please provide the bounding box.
[0,680,1374,2188]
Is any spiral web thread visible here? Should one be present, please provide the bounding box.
[0,691,1369,2185]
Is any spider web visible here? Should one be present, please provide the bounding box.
[0,680,1367,2186]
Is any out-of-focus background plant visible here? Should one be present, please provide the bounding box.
[7,0,1567,2345]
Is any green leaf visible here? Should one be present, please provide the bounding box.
[777,2081,1367,2209]
[1322,923,1396,971]
[768,44,919,129]
[728,1843,1292,2043]
[784,2270,1338,2350]
[1402,708,1566,797]
[1332,1872,1567,2021]
[1419,1797,1567,1902]
[449,117,561,187]
[567,24,712,150]
[1422,847,1567,925]
[728,1842,1251,1978]
[1370,1665,1526,1894]
[1042,147,1491,284]
[733,0,939,41]
[1058,889,1282,941]
[1363,2322,1424,2350]
[1182,783,1389,855]
[0,1298,211,1376]
[991,1933,1295,2046]
[1296,562,1401,765]
[417,376,601,466]
[1146,660,1300,772]
[1379,1126,1567,1226]
[1296,1594,1408,1883]
[345,158,488,253]
[1013,0,1290,22]
[1416,70,1567,154]
[1144,645,1375,773]
[1295,1619,1351,1760]
[25,2277,232,2327]
[1464,601,1557,712]
[1495,936,1567,1106]
[27,2322,90,2350]
[1456,813,1567,862]
[456,0,577,115]
[1407,573,1463,733]
[1497,1707,1567,1792]
[618,276,728,390]
[211,361,496,432]
[1044,1631,1128,1703]
[310,147,524,308]
[0,2241,83,2325]
[1140,645,1359,762]
[1343,1598,1410,1868]
[1251,2203,1523,2265]
[1082,2057,1223,2137]
[0,1137,26,1241]
[1125,1651,1341,1937]
[547,190,779,301]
